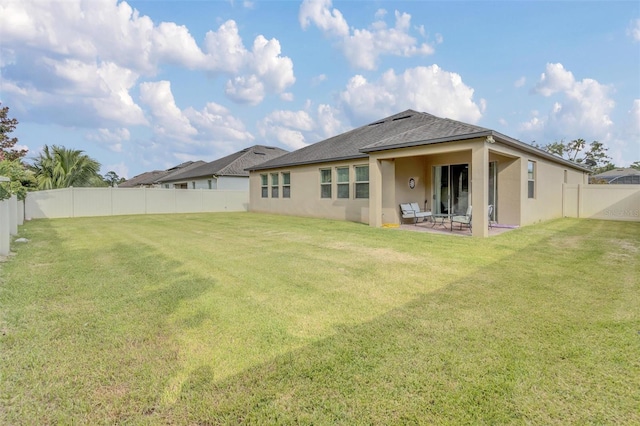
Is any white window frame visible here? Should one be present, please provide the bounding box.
[260,174,268,198]
[527,161,536,199]
[354,165,369,199]
[282,172,290,198]
[320,168,332,199]
[271,173,279,198]
[336,167,350,199]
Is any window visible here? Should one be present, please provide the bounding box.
[208,179,212,189]
[320,168,332,198]
[271,173,279,198]
[282,172,290,198]
[354,165,369,199]
[192,181,196,189]
[336,167,349,198]
[527,161,536,199]
[261,174,268,198]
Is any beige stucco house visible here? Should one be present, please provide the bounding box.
[248,110,591,237]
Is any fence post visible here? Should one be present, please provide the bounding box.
[9,195,18,235]
[0,176,9,256]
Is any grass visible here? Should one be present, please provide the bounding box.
[0,213,638,424]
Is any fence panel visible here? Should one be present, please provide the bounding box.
[0,199,9,256]
[564,184,640,221]
[25,188,249,219]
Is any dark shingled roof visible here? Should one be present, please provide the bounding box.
[248,110,488,171]
[158,145,288,182]
[119,161,206,187]
[248,109,591,173]
[592,167,640,184]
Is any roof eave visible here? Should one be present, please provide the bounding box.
[360,131,492,153]
[247,154,369,172]
[361,130,591,173]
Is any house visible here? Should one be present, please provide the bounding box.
[247,109,591,237]
[157,145,288,190]
[591,167,640,184]
[118,161,207,188]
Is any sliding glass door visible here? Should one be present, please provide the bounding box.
[433,164,469,215]
[488,161,497,221]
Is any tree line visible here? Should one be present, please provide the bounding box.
[0,103,125,200]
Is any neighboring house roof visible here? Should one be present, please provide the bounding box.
[119,161,206,187]
[592,167,640,184]
[158,145,288,183]
[248,109,591,173]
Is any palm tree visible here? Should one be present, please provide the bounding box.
[32,145,101,189]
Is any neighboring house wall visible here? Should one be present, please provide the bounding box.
[25,187,249,219]
[162,176,249,191]
[218,176,249,190]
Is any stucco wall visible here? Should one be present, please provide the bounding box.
[250,139,590,229]
[249,159,370,223]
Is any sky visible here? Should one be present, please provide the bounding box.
[1,0,639,179]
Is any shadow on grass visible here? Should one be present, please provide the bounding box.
[159,219,640,425]
[4,217,639,424]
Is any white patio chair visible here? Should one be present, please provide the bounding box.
[451,206,472,231]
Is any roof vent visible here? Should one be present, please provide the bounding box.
[392,115,412,121]
[368,121,385,126]
[255,152,266,155]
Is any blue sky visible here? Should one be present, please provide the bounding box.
[1,0,638,179]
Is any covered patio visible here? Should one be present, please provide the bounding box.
[396,220,517,237]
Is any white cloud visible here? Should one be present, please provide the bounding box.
[316,104,346,137]
[86,127,131,152]
[339,66,483,124]
[627,18,640,42]
[184,102,254,144]
[139,80,197,140]
[225,75,265,105]
[257,105,348,149]
[514,76,526,88]
[299,0,349,37]
[202,20,248,74]
[524,63,615,141]
[533,63,574,96]
[204,22,295,103]
[250,35,295,93]
[299,0,435,70]
[0,1,295,134]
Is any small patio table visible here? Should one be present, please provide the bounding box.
[431,214,451,228]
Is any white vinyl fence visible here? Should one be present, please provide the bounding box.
[563,184,640,221]
[25,187,249,219]
[0,194,21,257]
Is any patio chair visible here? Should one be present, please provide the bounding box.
[410,202,432,223]
[400,203,416,224]
[399,203,432,224]
[451,205,472,231]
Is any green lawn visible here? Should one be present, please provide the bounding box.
[1,213,638,424]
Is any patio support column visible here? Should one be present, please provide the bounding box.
[369,157,383,227]
[471,142,489,237]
